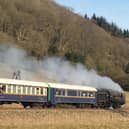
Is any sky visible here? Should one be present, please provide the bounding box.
[55,0,129,29]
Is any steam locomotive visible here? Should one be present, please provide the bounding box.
[0,78,125,108]
[97,89,125,108]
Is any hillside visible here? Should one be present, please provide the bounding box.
[0,0,129,89]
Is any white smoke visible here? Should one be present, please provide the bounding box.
[0,43,123,92]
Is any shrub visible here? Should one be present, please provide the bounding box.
[48,45,58,55]
[125,62,129,74]
[64,51,85,64]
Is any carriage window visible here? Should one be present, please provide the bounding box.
[59,89,65,96]
[17,86,21,94]
[55,89,59,95]
[65,90,68,96]
[55,89,65,96]
[13,85,16,93]
[79,91,87,97]
[41,88,43,95]
[0,85,6,93]
[42,88,47,95]
[77,91,87,96]
[76,91,79,96]
[32,87,35,94]
[2,85,6,93]
[61,90,65,96]
[27,87,31,94]
[82,92,86,96]
[87,92,90,96]
[79,91,82,96]
[89,92,95,97]
[43,88,47,96]
[90,93,94,97]
[36,88,40,95]
[23,87,26,94]
[68,90,76,96]
[7,85,11,93]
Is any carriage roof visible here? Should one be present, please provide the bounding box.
[0,78,97,92]
[49,82,97,91]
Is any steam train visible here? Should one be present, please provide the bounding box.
[0,78,125,108]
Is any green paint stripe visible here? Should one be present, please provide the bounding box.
[48,84,51,101]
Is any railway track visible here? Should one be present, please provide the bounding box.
[0,105,103,110]
[0,104,128,115]
[0,105,127,113]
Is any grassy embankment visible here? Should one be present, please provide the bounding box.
[0,92,129,129]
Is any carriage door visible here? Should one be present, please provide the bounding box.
[47,84,55,105]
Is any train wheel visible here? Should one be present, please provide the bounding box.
[31,103,43,109]
[22,103,29,108]
[76,104,86,108]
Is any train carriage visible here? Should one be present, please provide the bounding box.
[0,78,48,107]
[48,83,97,107]
[0,78,125,108]
[0,78,97,108]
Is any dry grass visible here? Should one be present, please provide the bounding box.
[0,92,129,129]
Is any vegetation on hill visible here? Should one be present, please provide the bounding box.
[85,13,129,38]
[0,0,129,90]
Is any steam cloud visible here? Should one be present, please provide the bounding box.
[0,43,123,92]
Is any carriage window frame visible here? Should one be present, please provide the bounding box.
[68,90,77,96]
[43,88,47,96]
[2,85,6,92]
[0,84,6,93]
[60,89,65,96]
[55,89,59,95]
[17,86,22,94]
[27,86,31,94]
[65,90,68,96]
[22,86,26,94]
[55,88,66,96]
[75,91,96,97]
[12,85,17,93]
[7,85,11,93]
[41,88,45,95]
[89,92,95,97]
[36,87,40,95]
[32,87,35,95]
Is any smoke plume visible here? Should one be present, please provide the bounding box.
[0,43,123,92]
